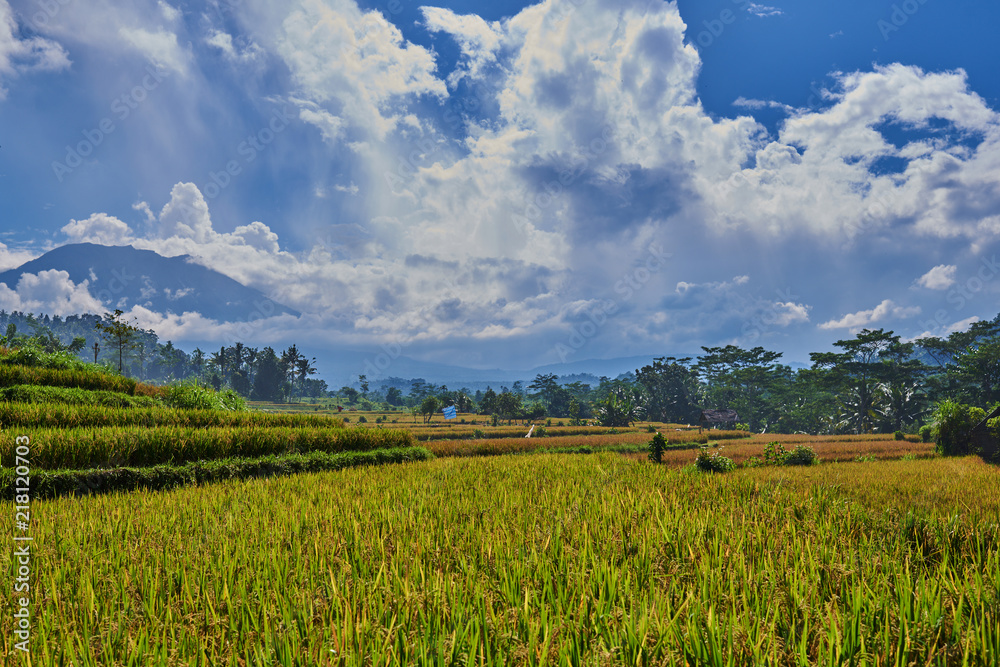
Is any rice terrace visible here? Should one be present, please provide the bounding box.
[1,326,999,665]
[4,0,1000,664]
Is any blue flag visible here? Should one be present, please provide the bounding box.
[443,405,457,420]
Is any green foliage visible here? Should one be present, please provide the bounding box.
[695,445,735,473]
[1,424,414,470]
[734,422,750,432]
[0,363,139,394]
[0,384,160,408]
[0,402,344,430]
[534,426,547,437]
[760,441,817,466]
[94,309,144,374]
[0,447,432,500]
[894,430,905,440]
[763,441,789,466]
[647,432,667,463]
[164,383,246,411]
[595,386,643,427]
[931,400,985,456]
[783,445,818,466]
[919,425,933,443]
[0,341,94,371]
[420,396,440,423]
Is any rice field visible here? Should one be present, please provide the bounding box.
[2,454,997,665]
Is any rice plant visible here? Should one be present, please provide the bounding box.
[1,454,996,665]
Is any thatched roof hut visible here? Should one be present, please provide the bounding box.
[699,409,739,432]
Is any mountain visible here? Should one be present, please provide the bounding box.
[0,243,299,321]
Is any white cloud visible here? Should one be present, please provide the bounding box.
[0,0,70,98]
[0,270,103,317]
[61,213,135,246]
[276,0,446,141]
[916,264,957,290]
[421,7,502,85]
[298,106,345,143]
[746,4,784,18]
[819,299,922,330]
[118,25,190,75]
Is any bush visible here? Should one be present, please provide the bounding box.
[472,429,486,439]
[358,415,368,423]
[695,446,734,473]
[163,383,246,411]
[535,426,547,438]
[894,430,905,441]
[763,441,788,466]
[783,445,818,466]
[932,400,985,456]
[648,432,666,463]
[919,425,932,443]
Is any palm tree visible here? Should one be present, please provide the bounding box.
[596,386,644,427]
[836,383,886,434]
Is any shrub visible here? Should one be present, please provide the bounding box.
[763,441,788,466]
[647,432,666,463]
[783,445,818,466]
[472,429,486,439]
[535,426,547,438]
[735,422,750,432]
[918,425,932,443]
[932,400,985,456]
[695,446,734,473]
[163,383,246,411]
[646,424,656,433]
[358,416,368,423]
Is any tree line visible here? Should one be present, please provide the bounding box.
[5,307,1000,433]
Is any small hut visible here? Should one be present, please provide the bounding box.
[699,409,739,433]
[970,405,1000,462]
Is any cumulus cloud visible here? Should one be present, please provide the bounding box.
[62,213,135,246]
[0,270,103,316]
[819,299,922,331]
[276,0,446,141]
[421,6,502,85]
[0,0,70,97]
[118,25,190,75]
[917,264,958,290]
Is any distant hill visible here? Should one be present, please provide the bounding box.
[0,243,299,321]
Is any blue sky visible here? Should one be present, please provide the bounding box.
[2,0,1000,378]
